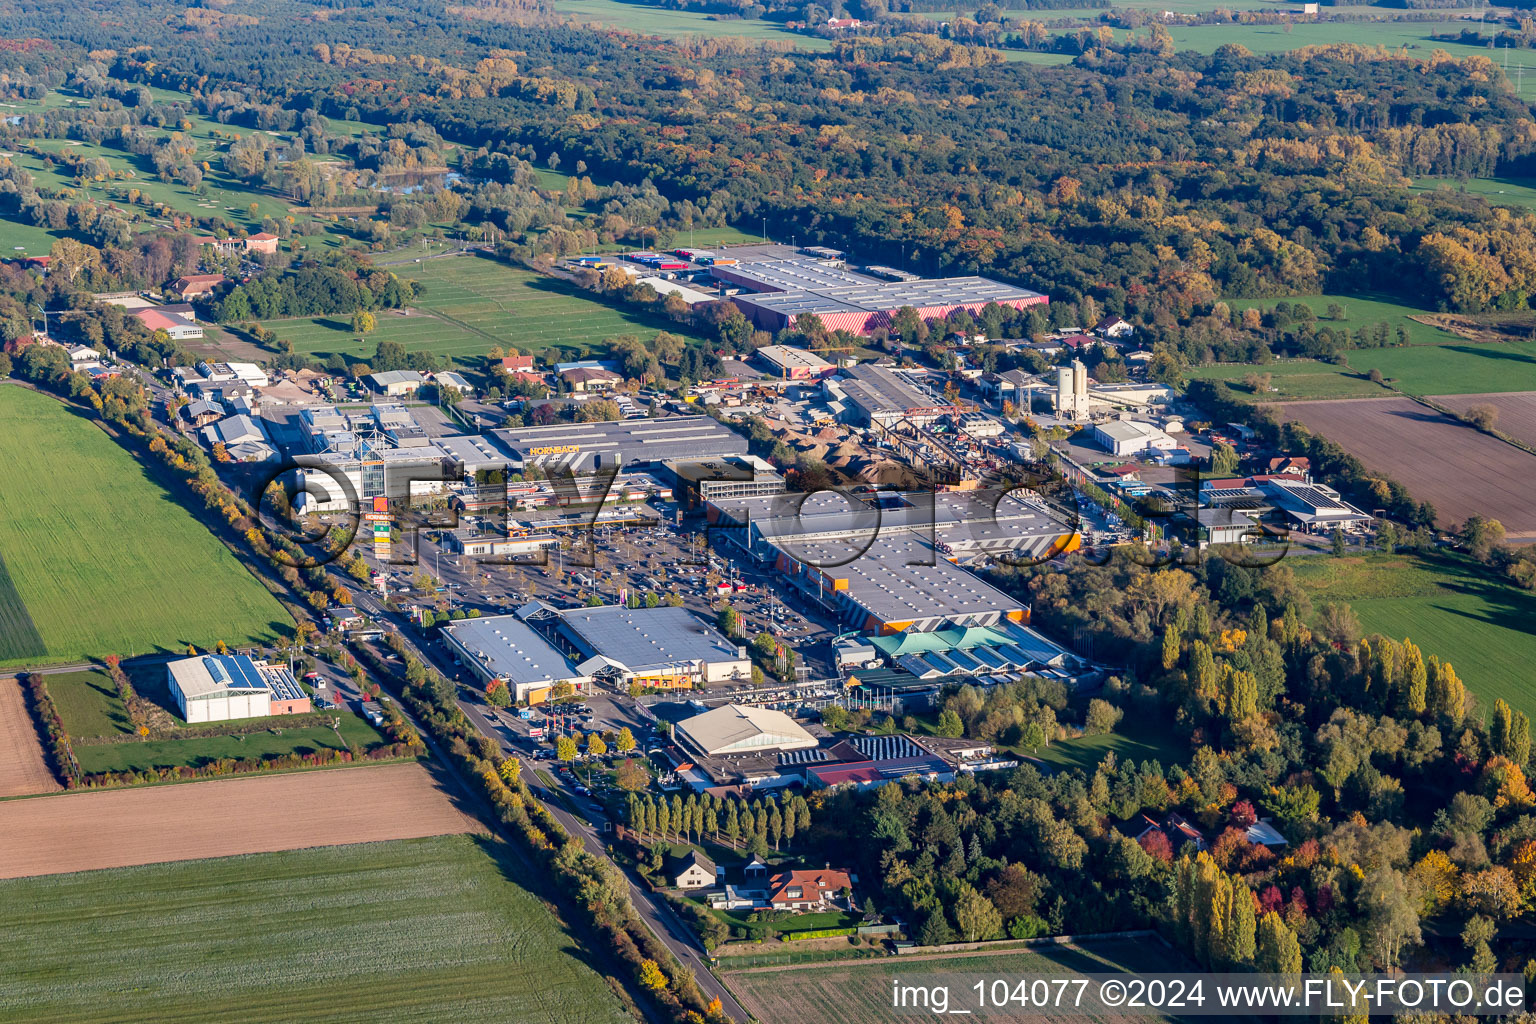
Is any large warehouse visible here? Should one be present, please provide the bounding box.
[490,417,748,475]
[676,704,818,757]
[706,244,1047,334]
[548,605,751,689]
[165,654,311,723]
[442,615,590,704]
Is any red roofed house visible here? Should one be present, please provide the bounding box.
[172,274,227,300]
[246,232,279,255]
[768,868,853,911]
[826,16,861,28]
[501,353,535,372]
[1059,333,1097,350]
[1267,456,1311,477]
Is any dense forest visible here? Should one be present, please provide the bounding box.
[0,0,1533,329]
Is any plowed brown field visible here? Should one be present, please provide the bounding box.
[0,677,60,798]
[0,761,480,878]
[1430,392,1536,450]
[1280,397,1536,539]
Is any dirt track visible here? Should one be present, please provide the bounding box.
[1280,397,1536,540]
[0,762,481,878]
[0,677,61,798]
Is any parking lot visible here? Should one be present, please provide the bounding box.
[358,513,839,677]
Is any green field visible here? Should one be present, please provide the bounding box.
[1030,711,1188,774]
[72,714,388,774]
[1410,176,1536,211]
[0,88,389,255]
[44,669,132,739]
[553,0,831,48]
[1346,340,1536,396]
[260,309,489,364]
[727,939,1184,1022]
[1228,293,1461,348]
[0,835,632,1024]
[372,254,708,362]
[1186,359,1387,401]
[0,386,290,667]
[1292,553,1536,721]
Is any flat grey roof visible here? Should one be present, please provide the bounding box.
[739,277,1046,316]
[444,615,580,683]
[490,416,747,462]
[841,364,941,416]
[755,345,835,372]
[791,533,1028,623]
[754,489,1071,559]
[557,605,740,673]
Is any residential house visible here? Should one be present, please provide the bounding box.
[1119,812,1208,853]
[669,849,717,890]
[171,274,227,300]
[501,353,536,373]
[1094,315,1135,339]
[1245,819,1289,848]
[561,366,622,393]
[768,868,853,911]
[1267,456,1311,477]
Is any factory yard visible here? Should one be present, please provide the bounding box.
[0,762,478,879]
[1430,391,1536,450]
[1279,397,1536,539]
[0,677,60,798]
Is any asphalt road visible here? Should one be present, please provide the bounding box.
[350,588,748,1022]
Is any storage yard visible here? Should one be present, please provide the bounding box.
[1279,397,1536,538]
[0,762,477,879]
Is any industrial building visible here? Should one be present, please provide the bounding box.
[1091,417,1179,456]
[708,487,1077,566]
[776,532,1033,634]
[441,615,590,703]
[754,345,836,380]
[539,604,751,689]
[366,370,425,396]
[837,363,953,428]
[1198,475,1372,537]
[165,654,311,723]
[1056,359,1090,420]
[803,735,954,790]
[704,245,1047,335]
[666,455,785,507]
[706,487,1076,634]
[490,416,748,475]
[675,704,818,758]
